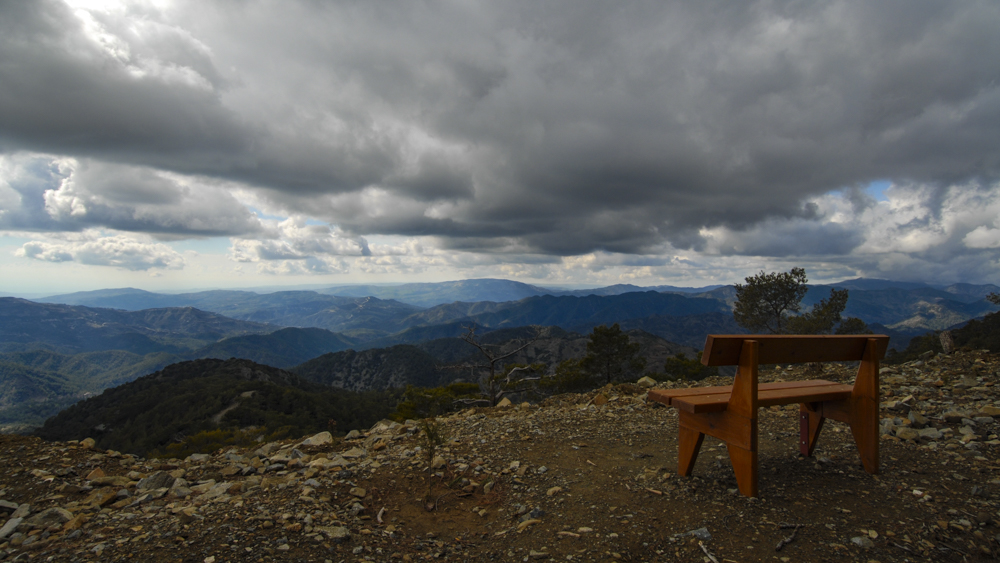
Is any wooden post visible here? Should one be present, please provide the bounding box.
[727,340,758,497]
[849,337,880,474]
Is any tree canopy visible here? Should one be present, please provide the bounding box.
[733,268,868,335]
[581,323,646,384]
[733,267,810,334]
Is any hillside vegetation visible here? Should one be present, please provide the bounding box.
[0,350,179,432]
[35,358,400,456]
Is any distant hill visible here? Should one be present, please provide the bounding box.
[193,327,356,368]
[376,291,726,337]
[803,286,998,331]
[827,278,937,291]
[35,358,400,456]
[319,279,726,306]
[940,283,1000,302]
[37,290,423,333]
[39,280,728,317]
[34,288,175,310]
[0,298,274,354]
[559,283,726,297]
[456,291,728,331]
[320,278,556,307]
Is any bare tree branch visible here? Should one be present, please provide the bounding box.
[458,324,542,406]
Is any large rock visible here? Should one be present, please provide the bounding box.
[908,411,929,429]
[83,488,119,508]
[315,526,350,541]
[27,507,73,526]
[91,476,132,487]
[137,471,175,491]
[942,410,969,423]
[977,406,1000,417]
[637,376,657,388]
[300,431,333,447]
[918,428,943,440]
[0,518,22,540]
[341,447,366,459]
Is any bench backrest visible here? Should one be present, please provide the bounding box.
[701,334,890,366]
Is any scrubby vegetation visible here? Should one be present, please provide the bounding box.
[35,358,401,456]
[151,426,299,459]
[660,351,719,382]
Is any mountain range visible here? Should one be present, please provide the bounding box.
[2,277,997,433]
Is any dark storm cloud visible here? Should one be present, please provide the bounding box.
[0,1,247,161]
[2,0,1000,260]
[0,155,266,237]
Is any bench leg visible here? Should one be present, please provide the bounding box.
[849,338,881,475]
[726,443,758,497]
[849,395,879,474]
[678,426,705,476]
[799,404,825,457]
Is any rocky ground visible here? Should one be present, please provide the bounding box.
[2,349,1000,562]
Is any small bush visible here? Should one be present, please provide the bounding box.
[661,352,718,382]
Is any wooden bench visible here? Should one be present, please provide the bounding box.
[648,334,889,497]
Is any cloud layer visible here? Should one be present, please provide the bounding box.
[1,1,1000,284]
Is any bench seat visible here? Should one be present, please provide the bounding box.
[649,380,853,413]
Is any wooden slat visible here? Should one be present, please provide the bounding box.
[648,380,847,408]
[759,384,853,407]
[701,334,889,366]
[672,383,853,413]
[648,379,843,406]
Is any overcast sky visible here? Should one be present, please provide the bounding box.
[2,0,1000,295]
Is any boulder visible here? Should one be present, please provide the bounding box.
[637,376,657,388]
[300,431,333,447]
[27,507,73,526]
[137,471,175,491]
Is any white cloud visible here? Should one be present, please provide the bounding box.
[15,231,184,270]
[254,257,348,276]
[965,226,1000,249]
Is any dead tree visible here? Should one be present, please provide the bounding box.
[460,325,542,407]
